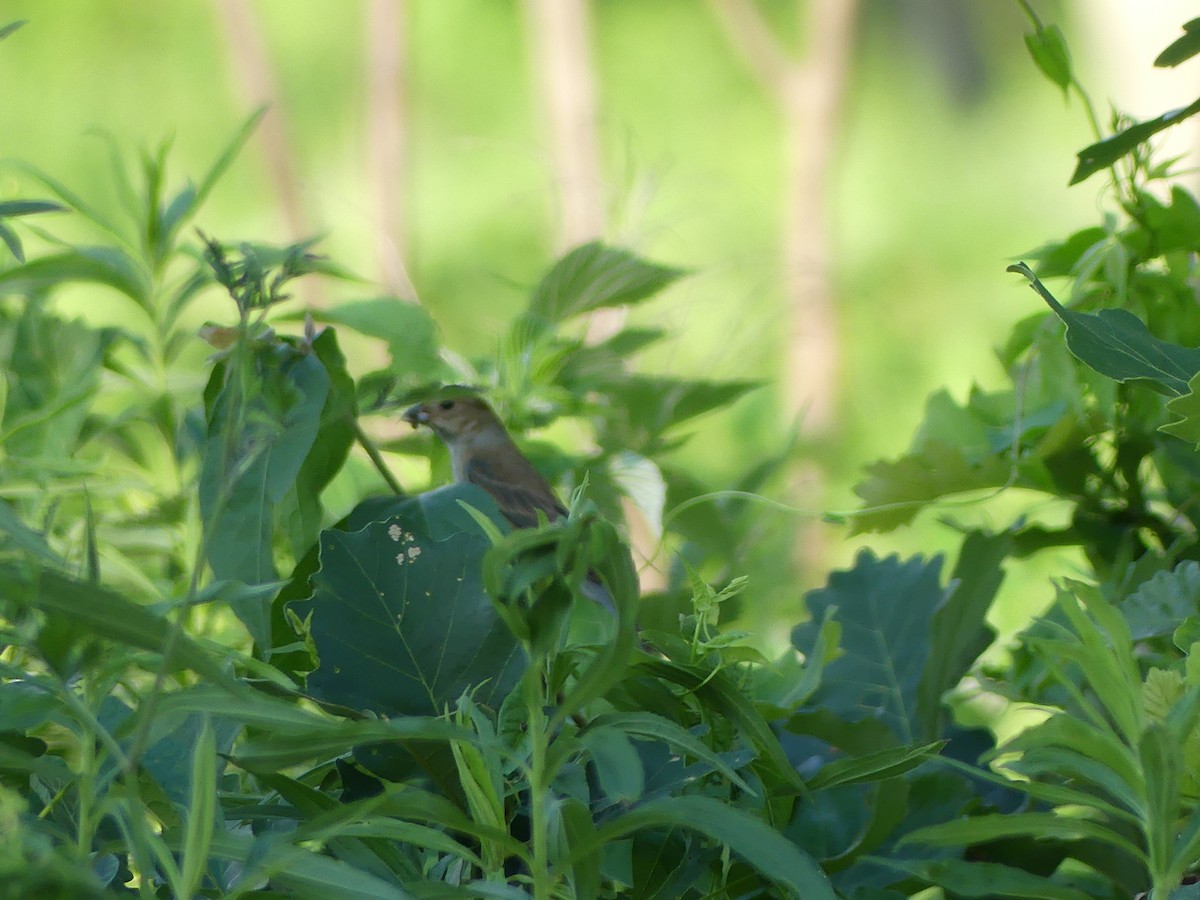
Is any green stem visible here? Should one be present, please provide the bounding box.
[525,671,553,899]
[354,420,405,496]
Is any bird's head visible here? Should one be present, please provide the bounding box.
[402,388,504,444]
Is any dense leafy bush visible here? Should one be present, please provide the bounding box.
[1,9,1200,900]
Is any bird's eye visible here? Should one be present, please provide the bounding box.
[439,399,456,410]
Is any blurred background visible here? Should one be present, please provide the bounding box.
[2,0,1197,648]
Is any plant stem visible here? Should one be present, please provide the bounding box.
[525,670,553,899]
[354,420,405,496]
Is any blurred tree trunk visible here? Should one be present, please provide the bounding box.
[526,0,667,591]
[710,0,858,585]
[365,0,418,301]
[709,0,857,435]
[213,0,324,305]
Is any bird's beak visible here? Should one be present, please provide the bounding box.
[402,403,428,428]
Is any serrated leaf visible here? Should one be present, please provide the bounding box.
[1165,372,1200,443]
[1072,97,1200,185]
[792,550,952,744]
[312,298,443,381]
[530,241,685,324]
[1156,18,1200,67]
[1123,561,1200,640]
[850,439,1011,533]
[1010,262,1200,394]
[292,483,524,717]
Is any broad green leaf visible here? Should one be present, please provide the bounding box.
[579,795,835,898]
[279,329,357,555]
[201,345,329,642]
[1024,24,1072,95]
[1123,561,1200,640]
[292,483,524,717]
[916,530,1008,737]
[792,550,953,744]
[1009,261,1200,394]
[580,725,644,803]
[529,241,686,324]
[869,857,1092,900]
[1072,97,1200,185]
[312,298,443,381]
[1156,18,1200,67]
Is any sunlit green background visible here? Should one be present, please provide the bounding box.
[1,1,1169,648]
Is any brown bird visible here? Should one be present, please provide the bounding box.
[403,388,614,611]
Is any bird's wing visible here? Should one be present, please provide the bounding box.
[466,454,568,529]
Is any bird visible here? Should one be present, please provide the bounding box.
[402,388,615,612]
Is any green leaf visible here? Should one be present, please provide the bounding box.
[1156,18,1200,67]
[33,570,235,688]
[529,241,686,324]
[869,857,1093,900]
[292,483,525,717]
[849,387,1026,532]
[578,795,835,898]
[311,298,443,382]
[200,345,330,643]
[0,221,22,262]
[1140,723,1182,878]
[588,710,756,794]
[1165,372,1200,443]
[1009,261,1200,394]
[792,550,953,744]
[807,741,945,790]
[1024,24,1072,95]
[178,719,217,899]
[917,531,1008,737]
[1072,97,1200,185]
[0,20,25,41]
[1122,561,1200,640]
[0,247,151,305]
[279,329,357,555]
[193,106,267,214]
[0,199,66,217]
[580,725,644,803]
[901,812,1146,860]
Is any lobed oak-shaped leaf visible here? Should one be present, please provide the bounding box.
[792,550,952,745]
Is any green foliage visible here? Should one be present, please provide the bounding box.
[5,5,1200,898]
